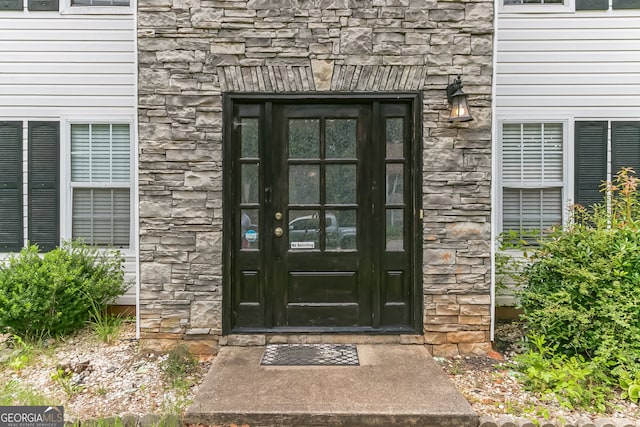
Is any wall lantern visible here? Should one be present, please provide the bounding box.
[446,75,474,123]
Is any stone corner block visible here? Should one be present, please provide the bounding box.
[225,334,267,346]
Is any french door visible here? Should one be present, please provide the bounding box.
[223,95,421,333]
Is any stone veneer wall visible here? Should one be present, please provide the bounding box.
[137,0,494,356]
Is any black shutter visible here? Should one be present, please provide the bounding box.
[0,0,22,9]
[28,121,59,252]
[0,122,23,252]
[612,121,640,177]
[613,0,640,8]
[575,121,607,209]
[27,0,58,10]
[576,0,608,8]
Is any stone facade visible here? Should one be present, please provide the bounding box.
[138,0,494,355]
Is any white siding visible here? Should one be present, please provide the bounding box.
[0,15,135,116]
[0,11,137,305]
[496,12,640,118]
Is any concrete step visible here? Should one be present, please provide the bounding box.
[185,344,478,427]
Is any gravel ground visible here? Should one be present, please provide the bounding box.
[0,322,211,422]
[1,321,639,424]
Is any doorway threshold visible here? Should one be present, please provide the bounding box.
[219,332,425,346]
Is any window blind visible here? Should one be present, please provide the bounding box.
[503,188,562,234]
[70,123,131,248]
[71,124,130,183]
[502,123,563,185]
[502,122,564,235]
[72,188,130,247]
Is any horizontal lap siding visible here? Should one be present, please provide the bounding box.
[0,16,135,115]
[496,14,640,116]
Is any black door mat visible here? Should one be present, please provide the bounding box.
[261,344,359,366]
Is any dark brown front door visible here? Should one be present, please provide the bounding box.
[224,95,421,333]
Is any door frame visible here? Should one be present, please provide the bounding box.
[221,93,423,335]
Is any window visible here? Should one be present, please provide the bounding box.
[504,0,562,4]
[71,0,128,5]
[70,123,131,248]
[62,0,132,14]
[500,122,564,236]
[501,0,573,12]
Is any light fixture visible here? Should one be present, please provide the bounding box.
[446,75,473,123]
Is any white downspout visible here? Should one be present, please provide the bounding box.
[490,0,499,343]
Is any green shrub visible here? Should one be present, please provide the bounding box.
[513,335,612,412]
[0,240,128,338]
[515,167,640,408]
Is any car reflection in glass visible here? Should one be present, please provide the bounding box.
[242,213,356,250]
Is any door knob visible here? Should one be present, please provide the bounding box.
[274,227,284,237]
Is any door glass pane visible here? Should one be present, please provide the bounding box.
[386,164,404,204]
[288,210,320,250]
[241,163,259,204]
[241,118,259,158]
[326,164,356,204]
[328,209,357,251]
[241,209,259,250]
[289,119,320,158]
[289,165,319,204]
[386,118,404,159]
[326,119,356,158]
[386,209,404,251]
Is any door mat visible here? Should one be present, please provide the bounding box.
[261,344,359,366]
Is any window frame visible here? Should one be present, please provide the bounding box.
[60,0,133,15]
[499,0,574,13]
[497,117,573,236]
[62,118,135,252]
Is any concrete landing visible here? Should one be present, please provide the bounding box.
[185,344,478,427]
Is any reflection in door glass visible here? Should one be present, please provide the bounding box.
[289,119,320,158]
[327,210,357,251]
[386,118,404,159]
[241,118,259,158]
[326,119,356,158]
[241,163,259,204]
[386,164,404,204]
[289,165,319,204]
[241,209,259,250]
[386,209,404,251]
[326,164,356,204]
[288,210,320,250]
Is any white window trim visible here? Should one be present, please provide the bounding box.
[496,116,574,236]
[60,0,133,15]
[61,117,135,255]
[499,0,574,13]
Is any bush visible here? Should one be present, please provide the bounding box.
[515,167,640,408]
[520,168,640,369]
[0,240,128,338]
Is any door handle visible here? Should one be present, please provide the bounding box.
[274,227,284,237]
